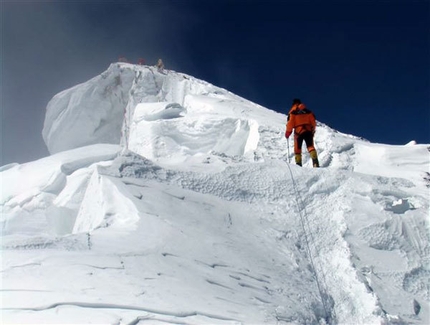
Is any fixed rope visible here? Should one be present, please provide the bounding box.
[284,151,334,323]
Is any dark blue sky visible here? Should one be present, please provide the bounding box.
[2,0,429,165]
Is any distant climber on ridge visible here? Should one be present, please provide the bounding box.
[285,98,320,168]
[156,58,164,72]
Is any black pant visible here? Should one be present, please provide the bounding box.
[294,131,315,154]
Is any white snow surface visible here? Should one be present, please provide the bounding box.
[2,63,429,325]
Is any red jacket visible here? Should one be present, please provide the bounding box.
[285,103,316,138]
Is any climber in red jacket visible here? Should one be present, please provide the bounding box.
[285,98,320,167]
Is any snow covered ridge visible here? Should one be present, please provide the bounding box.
[2,63,430,324]
[42,63,270,157]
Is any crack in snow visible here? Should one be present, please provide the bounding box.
[6,302,240,323]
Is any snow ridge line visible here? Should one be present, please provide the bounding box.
[4,302,240,323]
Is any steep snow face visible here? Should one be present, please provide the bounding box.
[3,63,430,324]
[2,145,429,324]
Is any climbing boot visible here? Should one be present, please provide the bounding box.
[295,154,302,166]
[310,150,319,168]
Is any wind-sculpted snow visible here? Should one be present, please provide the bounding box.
[42,65,135,154]
[0,144,122,240]
[42,63,266,158]
[128,100,259,167]
[2,63,430,324]
[133,102,187,122]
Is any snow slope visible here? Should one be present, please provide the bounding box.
[2,63,429,325]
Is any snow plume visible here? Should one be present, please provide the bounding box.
[2,63,429,324]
